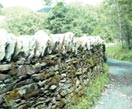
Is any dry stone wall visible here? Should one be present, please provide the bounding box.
[0,29,105,109]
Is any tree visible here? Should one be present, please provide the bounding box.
[100,0,132,48]
[45,2,73,34]
[92,2,120,42]
[116,0,132,49]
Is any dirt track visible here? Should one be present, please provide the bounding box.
[93,58,132,109]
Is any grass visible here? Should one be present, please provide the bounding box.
[106,44,132,62]
[68,64,109,109]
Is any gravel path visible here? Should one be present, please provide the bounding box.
[93,58,132,109]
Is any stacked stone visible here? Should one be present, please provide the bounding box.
[0,29,105,109]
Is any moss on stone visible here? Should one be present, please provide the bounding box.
[92,55,98,63]
[86,58,94,67]
[48,75,61,86]
[39,72,54,80]
[23,90,40,99]
[56,99,65,109]
[5,88,20,101]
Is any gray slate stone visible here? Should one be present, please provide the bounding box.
[5,33,16,62]
[0,64,11,71]
[50,85,57,90]
[0,29,8,61]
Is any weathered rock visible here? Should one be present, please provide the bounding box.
[14,35,33,62]
[0,74,10,81]
[61,84,72,90]
[34,31,50,57]
[0,29,8,61]
[76,79,80,87]
[50,85,57,90]
[49,33,65,53]
[32,74,40,82]
[60,90,68,97]
[0,94,4,104]
[38,80,46,87]
[17,65,34,76]
[5,33,16,62]
[0,64,11,71]
[27,37,36,61]
[60,78,66,83]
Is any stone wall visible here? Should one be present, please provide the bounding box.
[0,29,105,109]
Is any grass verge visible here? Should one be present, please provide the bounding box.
[68,64,109,109]
[106,44,132,62]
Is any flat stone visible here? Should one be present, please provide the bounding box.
[60,90,68,97]
[38,80,46,87]
[76,79,80,87]
[0,94,4,104]
[0,64,11,72]
[60,79,66,83]
[0,83,14,94]
[50,85,57,90]
[0,74,10,81]
[5,33,16,62]
[61,73,66,77]
[0,29,8,61]
[17,65,34,76]
[4,77,13,83]
[76,71,83,75]
[31,74,40,82]
[61,84,72,90]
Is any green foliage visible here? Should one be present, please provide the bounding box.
[103,0,132,47]
[1,7,47,35]
[45,3,98,36]
[45,2,73,34]
[68,64,109,109]
[68,4,98,36]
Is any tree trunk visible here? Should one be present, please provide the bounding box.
[116,0,124,48]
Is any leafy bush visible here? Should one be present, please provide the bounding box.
[1,7,47,35]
